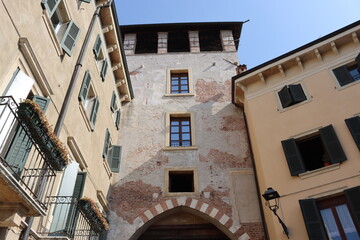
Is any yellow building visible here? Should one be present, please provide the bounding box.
[232,20,360,239]
[0,0,132,239]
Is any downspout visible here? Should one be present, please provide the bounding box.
[21,1,113,239]
[242,109,270,240]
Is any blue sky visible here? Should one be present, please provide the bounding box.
[114,0,360,69]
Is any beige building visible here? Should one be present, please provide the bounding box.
[233,21,360,239]
[0,0,132,239]
[108,23,264,240]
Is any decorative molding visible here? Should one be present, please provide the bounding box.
[67,136,88,170]
[299,163,340,180]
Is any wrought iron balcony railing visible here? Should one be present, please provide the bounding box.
[0,96,56,212]
[37,196,99,239]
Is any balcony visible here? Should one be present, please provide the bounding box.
[0,96,56,225]
[37,196,102,239]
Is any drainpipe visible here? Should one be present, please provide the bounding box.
[242,111,270,240]
[21,1,113,239]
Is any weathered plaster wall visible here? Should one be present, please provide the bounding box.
[110,52,263,240]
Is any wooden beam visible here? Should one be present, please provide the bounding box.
[102,25,113,33]
[278,64,285,77]
[314,48,322,61]
[295,57,303,70]
[352,32,359,44]
[330,41,339,55]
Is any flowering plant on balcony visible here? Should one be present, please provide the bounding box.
[17,99,69,170]
[78,197,110,232]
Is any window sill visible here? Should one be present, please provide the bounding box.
[299,163,340,179]
[278,98,312,113]
[163,146,198,151]
[164,93,195,97]
[335,79,360,91]
[102,158,112,179]
[42,12,63,56]
[163,192,200,197]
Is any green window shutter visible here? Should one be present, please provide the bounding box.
[278,86,292,108]
[110,91,116,112]
[109,145,122,173]
[356,52,360,68]
[79,0,91,3]
[281,138,306,176]
[289,84,306,104]
[115,110,121,130]
[299,199,328,240]
[6,96,50,176]
[333,66,354,87]
[344,186,360,233]
[93,35,102,60]
[319,125,347,164]
[345,116,360,150]
[42,0,61,17]
[102,129,110,158]
[78,71,91,102]
[72,172,87,198]
[101,60,108,81]
[61,21,81,56]
[89,97,99,130]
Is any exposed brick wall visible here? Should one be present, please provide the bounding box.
[241,222,265,240]
[195,79,231,103]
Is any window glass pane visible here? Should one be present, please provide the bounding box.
[182,141,191,146]
[182,134,190,140]
[171,80,178,84]
[335,204,360,239]
[171,134,179,140]
[182,126,190,132]
[181,86,188,90]
[349,68,360,81]
[171,141,179,147]
[181,80,188,84]
[171,126,179,133]
[171,121,179,126]
[182,121,190,125]
[172,86,179,91]
[320,208,341,240]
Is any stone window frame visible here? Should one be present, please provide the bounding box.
[163,112,197,151]
[164,68,194,97]
[164,167,199,197]
[275,81,311,112]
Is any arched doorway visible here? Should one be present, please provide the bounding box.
[135,207,232,240]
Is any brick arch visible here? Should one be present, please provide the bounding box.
[131,197,250,240]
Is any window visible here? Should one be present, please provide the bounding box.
[110,91,121,130]
[281,125,346,176]
[333,53,360,87]
[166,69,193,95]
[165,112,196,149]
[93,35,108,81]
[299,186,360,240]
[169,171,194,192]
[168,31,190,52]
[42,0,80,56]
[199,30,222,51]
[102,129,122,173]
[345,116,360,150]
[78,71,99,130]
[278,84,307,109]
[135,32,158,54]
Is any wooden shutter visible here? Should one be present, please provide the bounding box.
[101,60,108,81]
[78,71,91,102]
[42,0,61,17]
[289,84,306,104]
[344,186,360,233]
[102,129,110,158]
[319,125,346,164]
[93,35,102,60]
[299,199,328,240]
[89,97,99,130]
[110,91,116,112]
[109,145,122,173]
[115,110,121,130]
[356,53,360,68]
[61,21,81,56]
[345,116,360,150]
[333,66,354,86]
[278,86,293,108]
[281,138,306,176]
[72,172,87,198]
[5,96,50,176]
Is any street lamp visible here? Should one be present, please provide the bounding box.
[262,187,289,239]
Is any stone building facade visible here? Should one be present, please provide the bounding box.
[109,23,264,240]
